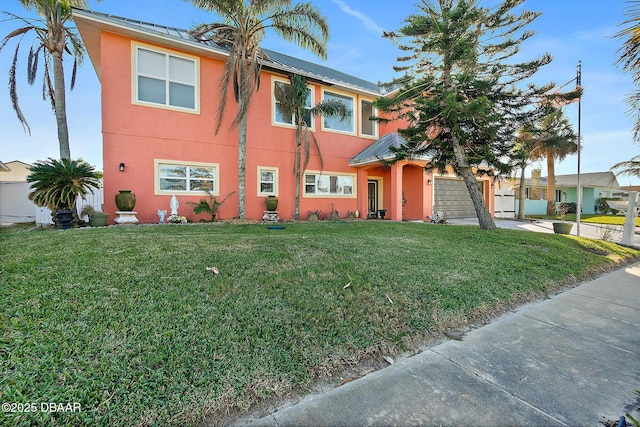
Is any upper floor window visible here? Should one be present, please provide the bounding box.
[322,90,354,133]
[154,160,218,196]
[273,80,313,127]
[135,45,198,112]
[360,99,377,137]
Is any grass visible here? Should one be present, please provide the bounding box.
[1,221,638,426]
[528,214,640,226]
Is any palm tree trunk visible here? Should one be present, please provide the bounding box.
[546,151,555,216]
[52,51,71,160]
[452,138,496,230]
[238,106,247,219]
[518,163,526,220]
[294,127,302,220]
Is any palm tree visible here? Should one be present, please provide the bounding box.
[512,126,537,220]
[615,0,640,141]
[1,0,91,160]
[528,108,578,216]
[187,0,329,219]
[274,73,347,219]
[614,1,640,178]
[612,155,640,178]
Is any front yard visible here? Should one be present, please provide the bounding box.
[1,222,638,426]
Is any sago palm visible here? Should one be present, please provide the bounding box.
[187,0,329,218]
[0,0,92,160]
[274,73,347,219]
[27,158,101,219]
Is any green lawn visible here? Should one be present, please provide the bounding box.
[529,214,640,226]
[1,222,638,426]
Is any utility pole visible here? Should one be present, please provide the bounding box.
[576,61,582,236]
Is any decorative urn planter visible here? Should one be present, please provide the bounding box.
[265,196,278,211]
[115,190,136,211]
[553,222,573,235]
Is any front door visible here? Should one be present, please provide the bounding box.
[368,180,378,218]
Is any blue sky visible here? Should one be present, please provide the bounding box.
[0,0,638,185]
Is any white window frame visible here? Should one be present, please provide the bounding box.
[132,42,200,114]
[257,166,279,197]
[359,98,378,138]
[272,77,315,130]
[154,159,219,196]
[321,89,355,134]
[303,170,357,198]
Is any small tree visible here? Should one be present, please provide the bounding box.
[512,126,537,220]
[188,190,236,222]
[274,73,348,219]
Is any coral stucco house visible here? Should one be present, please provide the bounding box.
[73,9,495,223]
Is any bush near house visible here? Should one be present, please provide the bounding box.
[596,197,622,215]
[1,222,638,426]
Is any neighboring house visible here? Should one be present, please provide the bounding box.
[0,160,36,223]
[72,9,495,223]
[511,171,624,215]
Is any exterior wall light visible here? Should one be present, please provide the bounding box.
[119,162,125,172]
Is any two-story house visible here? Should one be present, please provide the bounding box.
[72,8,495,223]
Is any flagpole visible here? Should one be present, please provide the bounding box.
[576,60,582,237]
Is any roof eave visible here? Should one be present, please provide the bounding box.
[73,8,231,80]
[72,8,382,97]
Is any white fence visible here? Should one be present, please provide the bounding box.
[36,187,105,225]
[0,181,35,223]
[494,188,515,219]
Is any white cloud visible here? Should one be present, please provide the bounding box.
[330,0,385,35]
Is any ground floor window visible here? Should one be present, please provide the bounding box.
[258,166,278,196]
[154,159,219,195]
[304,171,355,197]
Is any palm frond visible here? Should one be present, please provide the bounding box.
[611,154,640,178]
[9,43,31,135]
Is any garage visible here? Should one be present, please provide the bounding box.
[433,177,478,219]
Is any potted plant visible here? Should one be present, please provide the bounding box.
[552,203,573,234]
[80,205,109,227]
[27,158,102,229]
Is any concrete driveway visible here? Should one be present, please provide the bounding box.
[446,217,640,248]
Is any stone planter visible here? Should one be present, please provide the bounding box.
[115,190,136,211]
[88,213,109,227]
[553,222,573,235]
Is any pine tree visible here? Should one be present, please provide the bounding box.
[377,0,568,230]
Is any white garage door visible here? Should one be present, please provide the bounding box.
[433,178,477,219]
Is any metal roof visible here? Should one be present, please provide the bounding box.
[72,8,382,96]
[350,132,421,166]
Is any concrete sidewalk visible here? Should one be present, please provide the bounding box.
[238,262,640,426]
